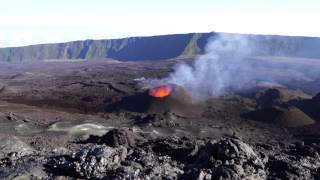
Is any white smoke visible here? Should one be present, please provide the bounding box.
[166,34,255,100]
[140,33,320,99]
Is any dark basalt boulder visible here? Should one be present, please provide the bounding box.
[289,141,319,158]
[46,145,183,179]
[101,128,136,148]
[152,136,200,162]
[83,128,136,148]
[47,145,128,179]
[40,134,320,179]
[185,138,266,180]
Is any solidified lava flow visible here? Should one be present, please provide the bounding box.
[149,85,174,98]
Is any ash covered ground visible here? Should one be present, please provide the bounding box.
[0,58,320,179]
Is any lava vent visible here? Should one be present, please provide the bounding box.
[149,85,174,98]
[105,84,203,117]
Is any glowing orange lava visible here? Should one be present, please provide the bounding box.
[149,85,174,98]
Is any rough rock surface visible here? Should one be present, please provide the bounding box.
[0,59,320,179]
[151,136,200,162]
[0,155,47,179]
[47,145,128,179]
[0,129,319,179]
[86,128,136,148]
[2,33,320,62]
[47,144,183,179]
[184,138,266,180]
[0,136,34,159]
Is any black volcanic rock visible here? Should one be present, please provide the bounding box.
[47,144,184,179]
[47,145,128,179]
[152,136,200,162]
[184,138,266,180]
[84,128,136,148]
[266,154,319,180]
[101,128,136,148]
[1,131,318,179]
[289,141,319,158]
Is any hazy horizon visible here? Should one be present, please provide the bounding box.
[0,0,319,47]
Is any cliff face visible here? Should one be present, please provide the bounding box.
[0,32,320,62]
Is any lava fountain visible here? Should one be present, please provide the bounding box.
[149,85,174,98]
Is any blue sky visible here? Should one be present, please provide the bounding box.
[0,0,318,47]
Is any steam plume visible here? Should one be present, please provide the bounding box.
[139,33,320,100]
[167,34,254,100]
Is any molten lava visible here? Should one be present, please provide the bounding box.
[149,85,174,98]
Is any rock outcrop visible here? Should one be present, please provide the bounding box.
[1,32,320,62]
[0,130,319,179]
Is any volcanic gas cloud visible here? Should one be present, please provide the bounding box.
[166,34,253,100]
[149,85,174,98]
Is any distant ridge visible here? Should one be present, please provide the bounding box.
[1,32,320,62]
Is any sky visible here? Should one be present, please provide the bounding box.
[0,0,319,47]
